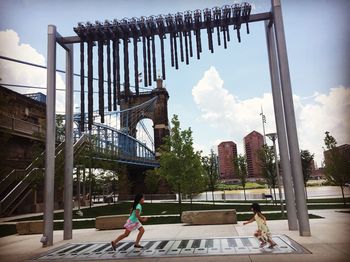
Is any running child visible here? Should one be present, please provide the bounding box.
[243,202,277,248]
[111,194,148,250]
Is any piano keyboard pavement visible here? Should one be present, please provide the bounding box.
[35,235,310,260]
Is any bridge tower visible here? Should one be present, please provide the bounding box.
[120,77,170,156]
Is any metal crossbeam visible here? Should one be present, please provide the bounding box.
[35,235,310,260]
[59,13,271,45]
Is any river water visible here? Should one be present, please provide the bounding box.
[184,186,350,201]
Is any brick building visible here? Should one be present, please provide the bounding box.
[218,141,237,180]
[244,131,263,178]
[0,86,46,175]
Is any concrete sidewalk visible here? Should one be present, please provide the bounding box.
[0,209,349,262]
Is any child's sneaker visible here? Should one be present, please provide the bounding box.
[259,241,267,248]
[268,243,277,249]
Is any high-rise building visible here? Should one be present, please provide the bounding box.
[218,141,237,180]
[324,144,350,166]
[244,131,264,178]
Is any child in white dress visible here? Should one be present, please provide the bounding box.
[243,203,277,248]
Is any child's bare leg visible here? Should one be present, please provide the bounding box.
[113,229,130,244]
[267,238,277,248]
[135,227,145,247]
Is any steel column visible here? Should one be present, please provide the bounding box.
[265,20,298,230]
[271,0,311,236]
[64,44,74,240]
[42,25,57,247]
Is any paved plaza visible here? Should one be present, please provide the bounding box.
[0,209,349,262]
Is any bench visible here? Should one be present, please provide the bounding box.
[16,220,43,235]
[95,215,129,230]
[181,209,237,225]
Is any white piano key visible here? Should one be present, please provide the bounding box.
[154,240,174,256]
[220,238,235,254]
[180,239,194,255]
[207,239,221,253]
[194,239,208,254]
[234,238,250,253]
[166,240,182,255]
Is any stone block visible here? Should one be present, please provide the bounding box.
[95,215,129,230]
[16,220,43,235]
[181,209,237,225]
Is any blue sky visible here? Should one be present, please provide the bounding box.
[0,0,349,165]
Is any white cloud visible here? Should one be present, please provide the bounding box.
[192,66,350,166]
[0,29,66,112]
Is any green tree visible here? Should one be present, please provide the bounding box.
[258,144,277,203]
[202,149,219,205]
[323,131,350,206]
[233,154,248,201]
[158,115,203,214]
[300,149,314,200]
[56,114,65,143]
[144,169,160,203]
[182,150,206,208]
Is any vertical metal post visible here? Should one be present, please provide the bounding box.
[271,135,285,217]
[82,167,86,202]
[77,166,81,211]
[64,44,74,240]
[271,0,311,236]
[42,25,57,247]
[265,20,298,230]
[89,130,92,208]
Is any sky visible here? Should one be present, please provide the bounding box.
[0,0,349,166]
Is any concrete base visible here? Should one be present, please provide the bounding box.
[181,209,237,225]
[95,215,129,230]
[16,220,43,235]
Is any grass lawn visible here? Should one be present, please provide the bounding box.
[10,200,344,223]
[2,197,345,238]
[216,182,266,190]
[0,213,323,238]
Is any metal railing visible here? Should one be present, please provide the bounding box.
[79,122,158,167]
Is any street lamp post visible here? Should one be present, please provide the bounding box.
[266,133,285,218]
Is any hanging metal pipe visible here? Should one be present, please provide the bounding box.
[142,36,148,86]
[98,40,104,123]
[87,40,93,130]
[106,40,112,111]
[112,39,117,110]
[173,34,179,69]
[133,37,139,95]
[80,41,85,131]
[151,35,157,81]
[147,36,152,85]
[123,38,130,99]
[159,34,166,79]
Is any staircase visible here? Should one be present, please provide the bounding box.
[0,134,87,216]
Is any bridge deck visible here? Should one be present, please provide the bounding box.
[34,235,310,260]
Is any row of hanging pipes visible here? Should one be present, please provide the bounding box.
[74,3,251,131]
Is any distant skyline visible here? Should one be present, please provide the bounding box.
[0,0,349,166]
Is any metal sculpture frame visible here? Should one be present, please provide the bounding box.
[42,0,310,247]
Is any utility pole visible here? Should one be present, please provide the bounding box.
[260,106,267,144]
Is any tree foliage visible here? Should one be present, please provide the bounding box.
[300,149,314,186]
[202,149,219,204]
[158,115,204,213]
[258,144,277,202]
[323,131,350,206]
[144,169,160,202]
[233,154,248,201]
